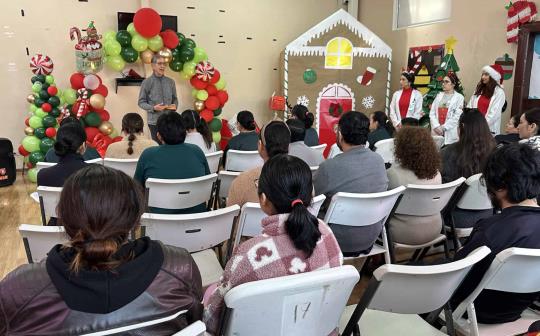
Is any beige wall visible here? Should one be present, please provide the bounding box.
[1,0,344,167]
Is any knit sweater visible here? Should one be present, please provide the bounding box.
[203,214,343,334]
[105,135,158,159]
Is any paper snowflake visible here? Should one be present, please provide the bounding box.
[362,95,375,109]
[297,95,309,107]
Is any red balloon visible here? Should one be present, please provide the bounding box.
[47,86,58,96]
[70,72,85,90]
[190,76,208,90]
[85,126,100,142]
[205,96,220,110]
[95,109,110,121]
[206,84,218,96]
[41,103,52,112]
[210,70,221,84]
[133,8,162,38]
[92,84,108,97]
[160,29,179,49]
[45,127,56,138]
[200,109,214,123]
[18,145,30,156]
[25,117,30,126]
[217,90,229,105]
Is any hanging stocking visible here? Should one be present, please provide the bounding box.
[357,67,377,86]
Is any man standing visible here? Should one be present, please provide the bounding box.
[138,54,178,142]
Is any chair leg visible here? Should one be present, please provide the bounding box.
[353,324,360,336]
[416,247,431,262]
[443,240,450,260]
[444,302,456,336]
[411,248,422,261]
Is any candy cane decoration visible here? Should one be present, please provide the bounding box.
[76,88,89,118]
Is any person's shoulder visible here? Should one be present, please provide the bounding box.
[139,145,160,159]
[0,261,51,299]
[160,243,193,271]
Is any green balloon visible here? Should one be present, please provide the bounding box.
[63,88,77,104]
[34,127,46,139]
[41,83,49,90]
[35,108,47,118]
[39,90,49,100]
[192,89,198,98]
[169,59,183,72]
[31,75,40,84]
[59,95,65,106]
[193,47,207,63]
[106,55,126,71]
[179,46,195,62]
[182,38,196,49]
[45,75,54,84]
[147,35,163,52]
[40,138,55,154]
[116,30,132,47]
[210,118,222,132]
[50,107,61,118]
[212,131,221,144]
[215,78,227,90]
[22,136,41,152]
[34,98,45,107]
[176,32,185,45]
[104,40,122,56]
[213,108,223,116]
[29,151,45,165]
[29,116,43,129]
[171,47,182,60]
[179,71,191,80]
[103,30,117,42]
[120,46,139,63]
[48,96,60,107]
[32,82,42,93]
[127,22,137,35]
[29,104,37,112]
[131,34,148,52]
[42,115,57,128]
[84,112,102,127]
[27,168,38,183]
[183,61,197,76]
[36,75,46,83]
[196,90,208,101]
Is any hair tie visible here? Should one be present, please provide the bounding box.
[291,199,303,207]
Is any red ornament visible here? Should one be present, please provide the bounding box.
[205,96,220,110]
[41,103,52,113]
[190,76,208,90]
[206,85,218,96]
[70,73,85,90]
[18,145,30,156]
[47,86,58,96]
[95,109,110,121]
[45,127,57,138]
[25,117,30,127]
[217,90,229,105]
[200,109,214,123]
[160,29,179,49]
[85,127,100,143]
[92,84,109,97]
[133,8,162,38]
[210,70,221,84]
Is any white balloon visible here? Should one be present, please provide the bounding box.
[83,74,100,90]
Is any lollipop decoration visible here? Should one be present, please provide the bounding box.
[29,54,54,75]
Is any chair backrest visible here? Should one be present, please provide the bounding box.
[37,186,62,219]
[310,144,327,157]
[141,205,240,252]
[146,174,218,210]
[453,247,540,318]
[456,173,492,210]
[367,246,490,314]
[374,138,395,163]
[225,150,263,172]
[432,135,445,149]
[171,321,206,336]
[206,150,223,173]
[223,265,360,336]
[18,224,67,263]
[310,194,326,216]
[103,158,138,177]
[85,158,104,164]
[310,166,319,176]
[35,161,56,173]
[396,177,466,216]
[218,170,241,198]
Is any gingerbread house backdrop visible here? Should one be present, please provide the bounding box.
[281,9,392,154]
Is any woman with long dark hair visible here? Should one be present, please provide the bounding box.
[225,110,259,151]
[429,72,465,145]
[105,113,157,158]
[467,64,506,134]
[290,104,319,146]
[1,165,203,334]
[368,110,395,151]
[519,108,540,150]
[495,112,521,145]
[204,155,342,334]
[181,109,217,153]
[389,72,423,128]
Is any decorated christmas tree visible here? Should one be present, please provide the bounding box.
[422,37,464,116]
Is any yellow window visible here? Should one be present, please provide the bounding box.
[325,37,353,69]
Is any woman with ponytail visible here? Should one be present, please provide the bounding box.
[291,104,319,146]
[389,72,423,128]
[368,110,395,151]
[204,155,342,334]
[1,165,203,334]
[105,113,157,159]
[181,109,217,154]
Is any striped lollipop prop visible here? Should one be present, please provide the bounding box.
[195,61,215,82]
[30,54,54,75]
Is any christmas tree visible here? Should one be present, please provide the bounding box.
[422,37,464,116]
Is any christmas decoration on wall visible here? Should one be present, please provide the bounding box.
[357,67,376,86]
[506,0,537,43]
[29,54,54,75]
[407,44,445,95]
[296,95,310,107]
[362,95,375,109]
[303,68,317,84]
[70,22,104,74]
[494,53,515,80]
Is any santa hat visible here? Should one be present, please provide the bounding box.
[482,64,504,84]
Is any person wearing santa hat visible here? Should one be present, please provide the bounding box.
[467,64,506,135]
[388,72,424,128]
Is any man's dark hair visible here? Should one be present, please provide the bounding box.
[338,111,369,146]
[286,119,306,142]
[259,121,290,157]
[156,112,186,145]
[401,117,419,127]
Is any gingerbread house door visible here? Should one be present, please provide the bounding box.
[316,83,355,157]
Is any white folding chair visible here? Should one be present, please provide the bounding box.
[103,158,138,177]
[310,166,319,176]
[85,158,104,164]
[225,150,263,172]
[37,186,62,226]
[206,150,223,173]
[217,170,241,199]
[432,135,445,149]
[340,246,491,336]
[171,321,206,336]
[391,177,466,262]
[221,265,360,336]
[35,161,56,173]
[327,143,342,159]
[18,224,67,263]
[234,194,327,247]
[374,138,395,163]
[452,248,540,336]
[310,143,327,158]
[323,187,406,264]
[141,205,240,287]
[146,173,218,211]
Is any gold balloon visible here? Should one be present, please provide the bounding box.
[24,127,34,136]
[27,94,36,104]
[141,49,154,64]
[158,47,172,63]
[98,121,114,135]
[89,94,106,110]
[194,100,205,111]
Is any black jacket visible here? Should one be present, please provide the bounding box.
[37,153,88,187]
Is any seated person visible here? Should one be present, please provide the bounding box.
[451,143,540,324]
[203,155,342,334]
[519,108,540,149]
[314,111,388,256]
[286,118,324,166]
[181,109,217,154]
[225,110,258,152]
[368,111,395,151]
[400,117,420,127]
[134,112,210,214]
[227,121,290,207]
[45,117,100,162]
[290,104,319,146]
[0,165,202,334]
[105,112,158,159]
[387,127,442,245]
[495,113,521,145]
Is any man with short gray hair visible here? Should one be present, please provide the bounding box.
[138,55,178,142]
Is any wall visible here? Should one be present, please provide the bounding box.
[1,0,344,167]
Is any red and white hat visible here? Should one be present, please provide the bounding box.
[482,64,504,84]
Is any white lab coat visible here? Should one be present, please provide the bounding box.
[429,92,464,145]
[467,85,506,135]
[389,89,423,127]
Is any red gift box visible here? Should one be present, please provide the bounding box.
[269,95,286,111]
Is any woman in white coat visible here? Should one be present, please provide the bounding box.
[429,72,464,145]
[467,64,506,135]
[389,72,423,128]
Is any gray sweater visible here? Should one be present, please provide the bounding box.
[138,74,178,125]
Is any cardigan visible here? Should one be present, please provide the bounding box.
[105,135,158,159]
[226,166,262,207]
[429,91,465,145]
[389,89,423,126]
[467,85,506,135]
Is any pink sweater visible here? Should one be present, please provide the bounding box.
[203,214,343,334]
